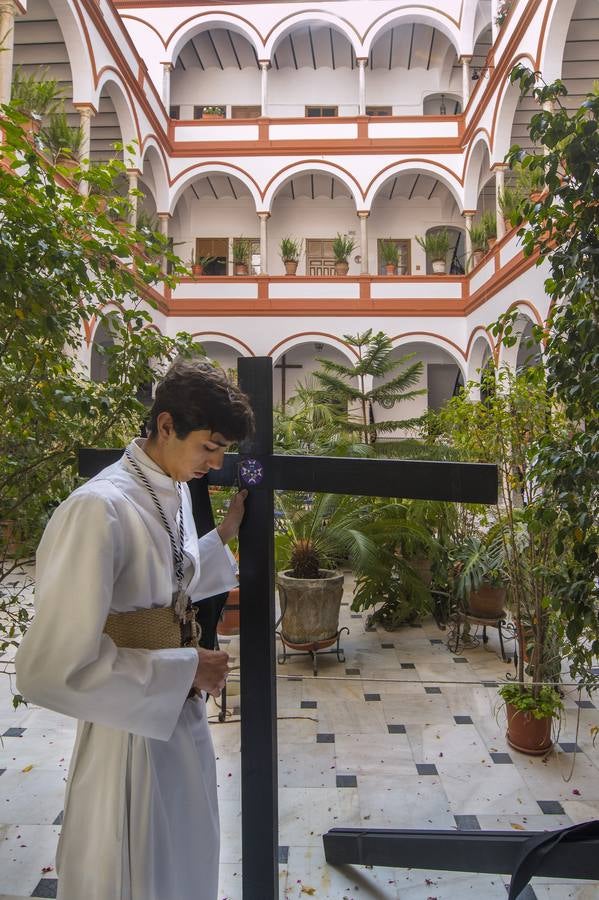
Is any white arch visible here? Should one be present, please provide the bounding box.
[263,162,362,214]
[191,332,254,357]
[466,331,494,383]
[47,0,94,102]
[463,133,492,210]
[140,139,170,212]
[167,13,264,68]
[491,64,528,165]
[265,12,359,60]
[93,73,139,164]
[497,310,538,370]
[363,8,462,59]
[539,0,577,85]
[390,334,467,383]
[269,334,357,366]
[365,161,464,211]
[169,163,261,216]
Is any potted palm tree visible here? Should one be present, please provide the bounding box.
[40,111,83,170]
[481,210,497,250]
[10,67,63,133]
[468,222,488,268]
[415,229,450,273]
[380,238,400,275]
[232,237,252,275]
[499,185,524,230]
[279,236,301,275]
[332,233,356,275]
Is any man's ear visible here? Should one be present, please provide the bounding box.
[156,411,175,438]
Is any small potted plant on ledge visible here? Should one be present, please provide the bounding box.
[380,238,400,275]
[499,185,524,230]
[11,67,63,135]
[468,221,488,268]
[40,110,83,170]
[190,250,214,277]
[201,105,225,120]
[232,237,251,275]
[415,229,450,274]
[332,233,356,275]
[481,210,497,250]
[279,236,301,275]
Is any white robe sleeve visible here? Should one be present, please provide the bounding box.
[15,492,197,742]
[192,529,238,602]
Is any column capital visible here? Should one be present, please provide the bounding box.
[356,57,367,67]
[257,211,271,220]
[462,209,476,217]
[357,210,370,219]
[156,211,172,220]
[491,161,508,172]
[73,103,97,118]
[259,60,270,70]
[161,61,174,72]
[459,55,473,63]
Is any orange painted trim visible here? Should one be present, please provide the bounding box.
[504,299,544,327]
[390,331,467,361]
[269,332,359,359]
[465,326,495,360]
[191,331,256,355]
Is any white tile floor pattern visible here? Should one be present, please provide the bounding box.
[1,585,599,899]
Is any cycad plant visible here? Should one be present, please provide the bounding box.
[11,67,63,120]
[40,110,84,165]
[310,329,425,446]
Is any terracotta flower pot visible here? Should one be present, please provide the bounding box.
[191,264,203,277]
[487,237,497,251]
[234,263,248,276]
[334,261,349,275]
[467,583,506,618]
[472,249,484,267]
[217,587,240,636]
[384,263,397,276]
[505,702,553,755]
[284,260,298,276]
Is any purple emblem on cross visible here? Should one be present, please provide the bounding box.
[239,458,264,486]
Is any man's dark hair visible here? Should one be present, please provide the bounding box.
[147,358,255,441]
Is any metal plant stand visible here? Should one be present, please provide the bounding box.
[276,627,349,675]
[446,610,517,662]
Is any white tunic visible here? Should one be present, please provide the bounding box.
[15,439,238,900]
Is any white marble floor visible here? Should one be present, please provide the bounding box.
[1,588,598,899]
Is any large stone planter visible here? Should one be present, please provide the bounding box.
[277,569,344,645]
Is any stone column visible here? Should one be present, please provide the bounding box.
[357,58,367,116]
[461,56,472,107]
[259,61,269,117]
[157,212,170,273]
[463,211,474,271]
[358,211,369,274]
[0,1,16,106]
[77,106,94,195]
[494,164,507,239]
[162,62,172,109]
[127,170,139,226]
[257,212,269,274]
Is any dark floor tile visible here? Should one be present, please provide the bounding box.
[2,727,26,737]
[53,811,63,826]
[0,768,5,776]
[454,814,481,830]
[336,775,357,788]
[364,693,381,702]
[416,763,438,775]
[32,879,58,899]
[278,846,289,864]
[345,668,360,675]
[350,614,362,619]
[430,639,444,645]
[387,724,406,734]
[301,700,317,709]
[424,686,442,694]
[537,800,565,815]
[381,643,395,649]
[490,752,513,764]
[454,715,473,725]
[400,662,416,669]
[341,602,350,607]
[316,733,335,743]
[559,742,582,753]
[576,700,595,709]
[453,657,468,664]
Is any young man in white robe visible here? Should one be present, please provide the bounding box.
[16,359,255,900]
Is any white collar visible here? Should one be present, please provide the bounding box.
[123,438,180,506]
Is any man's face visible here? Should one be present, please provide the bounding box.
[164,428,232,483]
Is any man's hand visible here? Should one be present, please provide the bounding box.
[216,489,248,544]
[194,648,230,696]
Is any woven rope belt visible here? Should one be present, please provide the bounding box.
[104,606,199,650]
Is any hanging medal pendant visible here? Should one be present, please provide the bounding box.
[174,587,190,621]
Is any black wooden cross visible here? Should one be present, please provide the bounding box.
[81,357,596,899]
[274,352,302,411]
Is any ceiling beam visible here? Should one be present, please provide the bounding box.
[227,176,238,199]
[329,28,336,70]
[308,26,317,70]
[408,174,420,200]
[207,30,224,70]
[227,30,242,70]
[288,33,298,70]
[427,29,435,70]
[190,38,205,70]
[407,23,415,70]
[388,176,397,200]
[388,27,394,70]
[206,176,219,199]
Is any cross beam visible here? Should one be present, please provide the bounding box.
[79,356,499,900]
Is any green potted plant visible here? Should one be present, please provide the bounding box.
[40,111,83,169]
[467,221,489,268]
[498,185,524,230]
[451,534,507,618]
[10,67,63,132]
[380,238,400,275]
[202,105,225,120]
[232,237,252,275]
[481,210,497,250]
[189,249,215,277]
[331,233,356,275]
[415,229,450,274]
[279,236,301,276]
